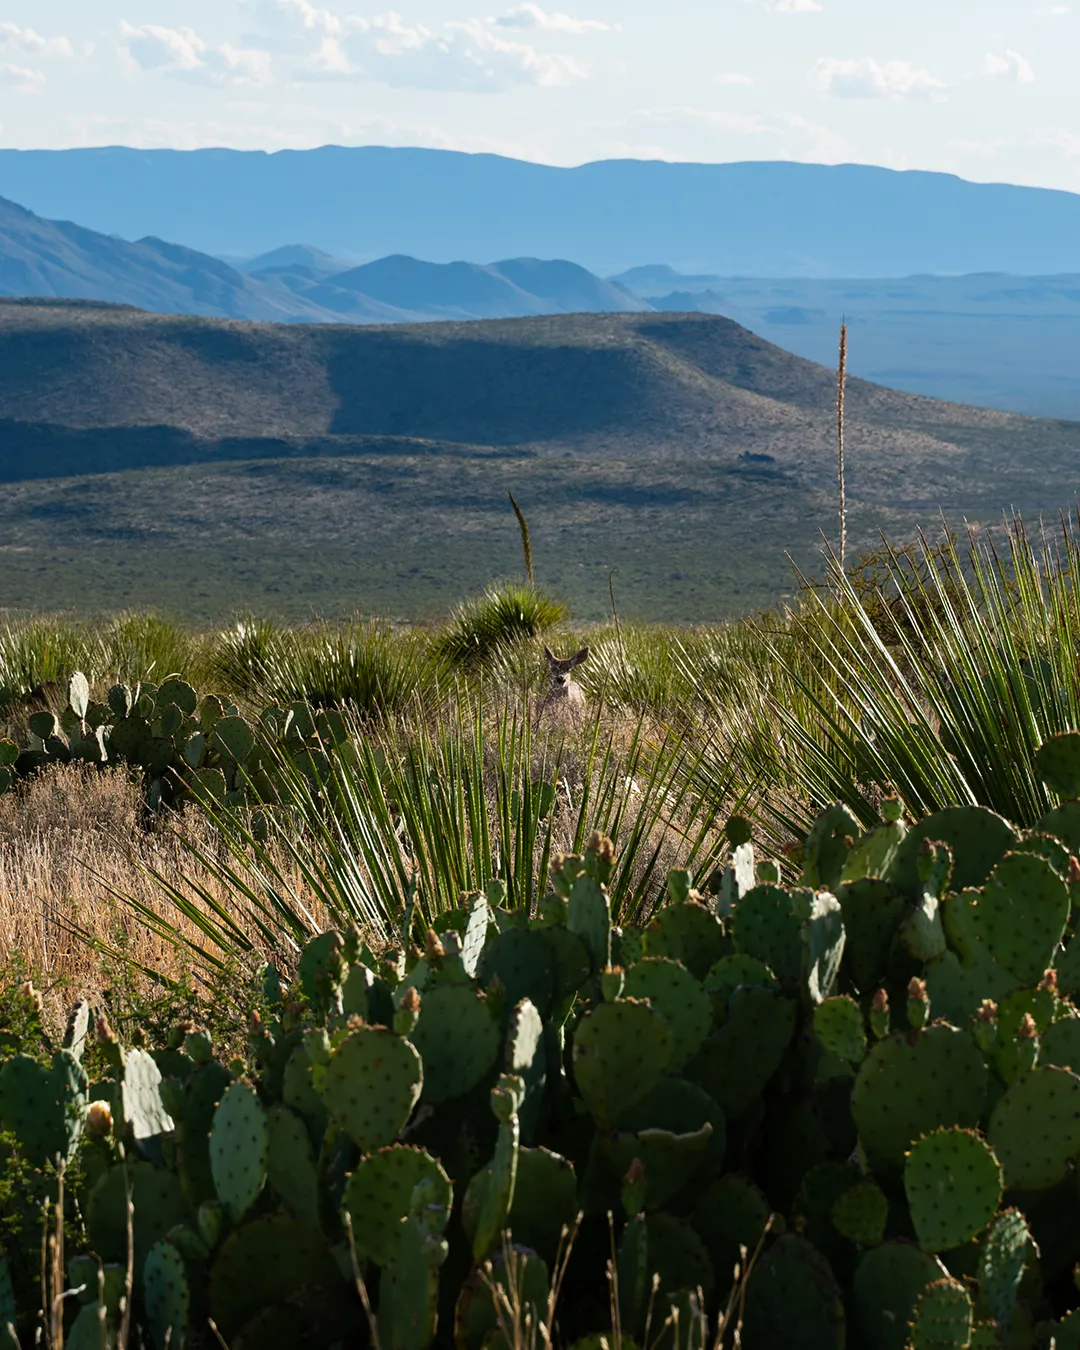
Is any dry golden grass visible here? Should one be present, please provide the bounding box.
[0,763,322,1029]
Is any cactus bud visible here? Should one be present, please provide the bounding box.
[424,929,446,964]
[870,989,890,1040]
[1016,1012,1040,1073]
[86,1101,113,1140]
[621,1157,646,1216]
[881,797,903,824]
[602,966,625,1002]
[1070,856,1080,884]
[971,999,998,1054]
[1018,1013,1038,1039]
[19,980,43,1015]
[1039,969,1058,994]
[907,978,930,1030]
[96,1014,117,1045]
[394,986,422,1037]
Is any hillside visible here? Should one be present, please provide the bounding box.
[3,148,1080,275]
[0,302,1077,622]
[612,269,1080,417]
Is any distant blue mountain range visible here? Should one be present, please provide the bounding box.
[3,147,1080,276]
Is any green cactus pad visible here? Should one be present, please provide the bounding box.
[803,803,860,890]
[1037,799,1080,853]
[904,1128,1003,1252]
[454,1247,550,1350]
[891,808,1018,894]
[793,1162,863,1271]
[1035,733,1080,799]
[123,1047,174,1142]
[803,889,847,1003]
[212,716,255,764]
[478,928,556,1017]
[686,986,796,1120]
[1057,933,1080,995]
[731,885,802,985]
[852,1025,988,1166]
[988,1066,1080,1189]
[537,924,592,1003]
[814,996,867,1064]
[741,1234,845,1350]
[908,1277,973,1350]
[265,1105,319,1226]
[506,998,547,1144]
[617,1077,726,1176]
[315,1025,422,1150]
[703,953,779,1009]
[832,1181,888,1247]
[87,1160,191,1276]
[605,1120,714,1211]
[572,997,672,1124]
[463,1080,522,1261]
[210,1081,269,1224]
[567,871,611,973]
[975,852,1069,986]
[852,1242,949,1350]
[178,1061,233,1208]
[1052,1311,1080,1350]
[643,1212,714,1301]
[1037,1014,1080,1071]
[0,1049,87,1168]
[644,900,729,980]
[342,1145,452,1266]
[380,1214,449,1350]
[208,1216,343,1340]
[623,957,712,1070]
[143,1239,190,1350]
[842,816,907,885]
[409,984,499,1104]
[978,1209,1029,1328]
[297,930,345,1011]
[691,1175,770,1296]
[835,878,910,993]
[506,1147,577,1264]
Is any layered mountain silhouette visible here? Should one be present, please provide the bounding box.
[0,195,648,324]
[4,147,1080,275]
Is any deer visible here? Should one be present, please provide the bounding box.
[538,645,589,720]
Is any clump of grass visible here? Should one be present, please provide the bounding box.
[209,614,286,697]
[435,581,569,674]
[101,610,203,686]
[0,617,101,713]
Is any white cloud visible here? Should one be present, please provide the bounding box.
[119,22,273,86]
[985,50,1036,83]
[815,57,947,100]
[0,23,74,58]
[0,63,46,93]
[243,4,594,90]
[716,72,754,85]
[768,0,823,11]
[494,4,612,32]
[1035,4,1070,14]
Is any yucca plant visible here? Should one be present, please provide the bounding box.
[116,697,729,980]
[718,515,1080,842]
[0,617,102,712]
[434,581,569,673]
[102,610,203,686]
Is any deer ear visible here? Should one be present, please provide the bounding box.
[571,646,589,668]
[543,645,556,663]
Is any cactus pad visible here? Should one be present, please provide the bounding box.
[208,1216,343,1340]
[605,1120,714,1211]
[645,900,729,980]
[703,954,778,1013]
[904,1128,1002,1252]
[978,1209,1029,1328]
[1034,732,1080,799]
[852,1242,949,1350]
[506,1146,578,1263]
[691,1175,770,1296]
[908,1277,973,1350]
[409,984,499,1104]
[342,1145,452,1266]
[478,929,556,1017]
[143,1239,190,1350]
[731,885,802,985]
[802,889,847,1002]
[832,1181,887,1247]
[572,997,672,1124]
[87,1160,191,1275]
[836,879,910,993]
[688,985,796,1120]
[891,807,1017,894]
[506,998,547,1144]
[210,1081,269,1224]
[1038,1014,1080,1071]
[643,1212,714,1301]
[264,1105,319,1226]
[814,996,867,1064]
[567,871,611,973]
[212,716,255,763]
[852,1025,988,1166]
[178,1061,233,1208]
[975,852,1069,986]
[741,1234,845,1350]
[988,1066,1080,1189]
[0,1049,88,1168]
[315,1026,421,1150]
[623,958,711,1070]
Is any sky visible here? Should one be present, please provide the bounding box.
[2,1,1079,192]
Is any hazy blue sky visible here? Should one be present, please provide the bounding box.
[2,1,1078,189]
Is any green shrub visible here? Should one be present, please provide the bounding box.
[434,580,569,673]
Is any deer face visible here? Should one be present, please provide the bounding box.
[544,646,589,701]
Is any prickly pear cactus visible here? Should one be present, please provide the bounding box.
[987,1066,1080,1189]
[143,1239,190,1350]
[832,1181,887,1247]
[409,985,499,1104]
[903,1128,1002,1253]
[209,1081,269,1223]
[908,1276,974,1350]
[623,957,711,1070]
[571,997,672,1125]
[315,1025,422,1150]
[343,1145,452,1266]
[978,1209,1030,1329]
